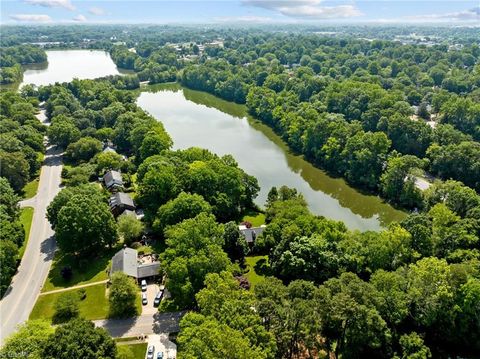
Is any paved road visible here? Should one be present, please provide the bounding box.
[0,144,63,344]
[94,312,185,338]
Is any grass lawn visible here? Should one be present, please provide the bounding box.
[32,280,142,322]
[241,210,266,227]
[22,178,39,199]
[117,343,147,359]
[115,337,139,343]
[18,207,34,258]
[245,255,270,288]
[30,283,109,321]
[41,247,118,292]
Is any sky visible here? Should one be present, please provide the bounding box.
[1,0,479,25]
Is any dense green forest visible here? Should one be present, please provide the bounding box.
[2,74,477,358]
[0,90,45,294]
[0,45,46,84]
[105,32,480,210]
[0,25,479,358]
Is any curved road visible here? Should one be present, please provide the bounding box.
[0,143,62,344]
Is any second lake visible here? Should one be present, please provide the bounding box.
[137,83,407,231]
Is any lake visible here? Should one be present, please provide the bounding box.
[19,49,126,88]
[137,83,407,231]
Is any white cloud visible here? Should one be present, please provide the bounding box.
[214,15,274,23]
[242,0,362,19]
[88,7,106,16]
[72,14,87,22]
[406,7,480,22]
[9,14,52,22]
[25,0,75,11]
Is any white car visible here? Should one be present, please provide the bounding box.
[142,293,147,305]
[146,345,155,359]
[141,279,147,291]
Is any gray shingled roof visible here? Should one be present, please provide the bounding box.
[110,192,135,209]
[104,170,123,189]
[111,247,138,278]
[137,262,160,279]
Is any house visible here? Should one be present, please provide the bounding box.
[109,192,136,217]
[103,170,124,191]
[102,146,117,154]
[102,145,127,161]
[110,246,160,282]
[239,224,266,244]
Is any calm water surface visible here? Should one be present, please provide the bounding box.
[20,50,125,88]
[137,83,407,231]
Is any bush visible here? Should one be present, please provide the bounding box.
[61,266,73,281]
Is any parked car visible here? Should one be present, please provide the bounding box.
[141,279,147,291]
[147,345,155,359]
[156,352,164,359]
[153,290,163,307]
[142,293,148,305]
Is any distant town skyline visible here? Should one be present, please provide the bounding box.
[1,0,479,25]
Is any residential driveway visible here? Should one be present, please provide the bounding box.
[142,283,159,315]
[0,144,62,344]
[146,334,176,359]
[94,311,185,338]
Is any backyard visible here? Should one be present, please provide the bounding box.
[244,255,270,288]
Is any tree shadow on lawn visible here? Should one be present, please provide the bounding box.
[43,246,119,292]
[254,257,272,277]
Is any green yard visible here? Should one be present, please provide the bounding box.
[245,255,270,288]
[241,210,266,227]
[41,249,115,292]
[18,207,34,258]
[22,178,39,199]
[30,283,109,321]
[32,281,142,322]
[117,343,147,359]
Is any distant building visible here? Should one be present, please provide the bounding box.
[103,146,117,154]
[109,192,135,217]
[103,170,124,191]
[102,146,127,161]
[413,176,433,191]
[239,224,266,244]
[110,246,160,282]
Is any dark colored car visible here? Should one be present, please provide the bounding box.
[153,290,163,307]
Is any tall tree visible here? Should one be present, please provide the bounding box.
[42,319,116,359]
[55,193,117,257]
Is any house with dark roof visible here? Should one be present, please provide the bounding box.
[110,246,160,281]
[239,224,266,244]
[109,192,136,217]
[103,170,124,191]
